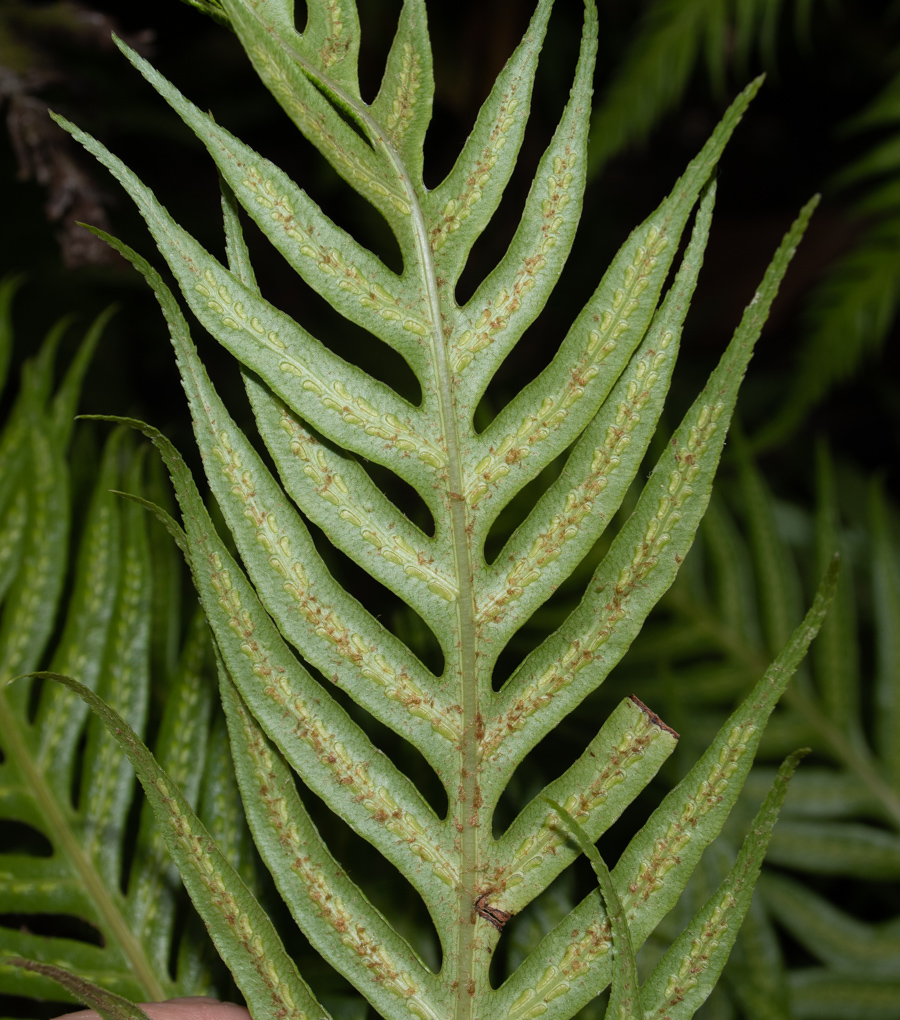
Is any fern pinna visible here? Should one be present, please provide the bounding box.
[25,1,833,1018]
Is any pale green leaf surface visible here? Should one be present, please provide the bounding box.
[79,450,153,891]
[54,113,444,491]
[221,0,410,236]
[288,0,361,98]
[63,5,825,1018]
[93,228,454,769]
[143,452,186,684]
[725,888,792,1020]
[1,440,167,1003]
[127,608,216,978]
[485,198,817,789]
[244,376,459,622]
[423,0,553,283]
[468,80,763,529]
[199,702,257,893]
[641,752,804,1020]
[118,417,457,904]
[113,38,427,373]
[370,0,434,189]
[492,559,835,1020]
[477,183,715,648]
[220,178,259,292]
[454,2,597,406]
[220,673,449,1019]
[0,295,231,1009]
[34,672,329,1020]
[491,697,678,915]
[0,941,114,1003]
[546,799,643,1020]
[616,568,832,947]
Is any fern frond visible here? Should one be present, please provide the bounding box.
[52,4,822,1019]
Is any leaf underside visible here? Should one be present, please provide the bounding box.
[47,2,823,1019]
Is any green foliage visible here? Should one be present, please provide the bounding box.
[623,445,900,1017]
[0,279,244,1009]
[1,3,835,1019]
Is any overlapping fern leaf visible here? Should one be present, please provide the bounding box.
[0,278,243,1016]
[34,2,834,1018]
[621,445,900,1018]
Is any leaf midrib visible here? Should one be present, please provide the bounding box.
[256,22,483,1020]
[0,685,168,1000]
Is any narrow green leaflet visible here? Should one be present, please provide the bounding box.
[489,697,679,916]
[103,414,458,918]
[220,672,448,1020]
[640,751,807,1019]
[93,226,456,771]
[466,81,762,530]
[485,198,818,792]
[545,799,643,1020]
[424,0,553,283]
[477,183,715,647]
[620,434,900,1015]
[452,2,596,405]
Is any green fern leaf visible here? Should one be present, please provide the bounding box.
[49,3,824,1019]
